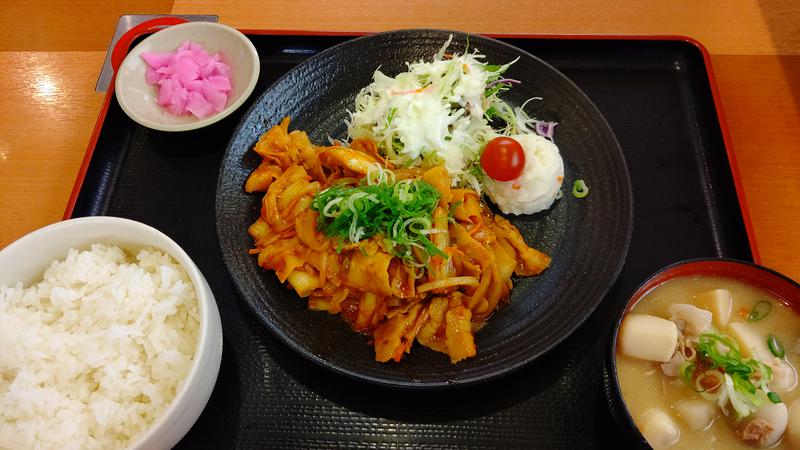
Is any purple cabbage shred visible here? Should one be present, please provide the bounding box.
[533,120,558,141]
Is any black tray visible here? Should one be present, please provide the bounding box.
[69,33,752,449]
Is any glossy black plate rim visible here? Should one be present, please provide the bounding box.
[216,29,633,389]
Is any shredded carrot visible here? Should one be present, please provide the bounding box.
[739,307,749,318]
[512,183,521,190]
[248,248,261,255]
[444,246,465,257]
[282,234,298,243]
[390,86,432,96]
[283,193,309,217]
[468,221,483,236]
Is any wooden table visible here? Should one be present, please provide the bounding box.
[1,1,798,280]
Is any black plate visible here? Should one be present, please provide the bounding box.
[215,29,633,388]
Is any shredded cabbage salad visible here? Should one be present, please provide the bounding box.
[346,35,556,193]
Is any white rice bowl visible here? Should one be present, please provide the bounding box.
[0,244,200,450]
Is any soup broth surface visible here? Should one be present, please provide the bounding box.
[617,275,800,449]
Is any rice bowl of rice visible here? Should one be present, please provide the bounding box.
[0,217,222,450]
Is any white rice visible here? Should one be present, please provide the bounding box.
[0,244,199,450]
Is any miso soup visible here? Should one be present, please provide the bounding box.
[616,276,800,449]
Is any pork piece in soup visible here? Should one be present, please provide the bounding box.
[616,276,800,449]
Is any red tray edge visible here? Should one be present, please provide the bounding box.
[63,28,760,265]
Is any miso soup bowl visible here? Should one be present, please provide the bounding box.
[603,258,800,449]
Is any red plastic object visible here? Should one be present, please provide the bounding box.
[110,17,189,72]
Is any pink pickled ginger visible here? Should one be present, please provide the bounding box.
[141,40,232,119]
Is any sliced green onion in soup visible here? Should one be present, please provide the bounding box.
[678,361,698,389]
[695,370,724,394]
[768,392,782,404]
[747,300,772,322]
[767,334,785,358]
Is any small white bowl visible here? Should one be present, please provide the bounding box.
[115,21,260,132]
[0,216,223,449]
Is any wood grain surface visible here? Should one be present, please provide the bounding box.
[0,52,106,243]
[1,1,798,280]
[0,0,173,51]
[172,0,800,55]
[712,54,800,275]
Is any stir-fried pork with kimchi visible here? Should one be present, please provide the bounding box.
[245,118,550,363]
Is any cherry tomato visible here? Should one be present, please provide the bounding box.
[480,136,526,182]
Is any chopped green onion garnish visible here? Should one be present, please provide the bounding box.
[572,179,589,198]
[311,165,445,266]
[679,361,697,389]
[768,334,785,358]
[693,331,775,416]
[768,392,782,404]
[748,300,772,322]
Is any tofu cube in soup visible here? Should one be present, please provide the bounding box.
[639,409,681,449]
[618,314,678,363]
[728,322,772,360]
[675,399,717,431]
[696,289,733,328]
